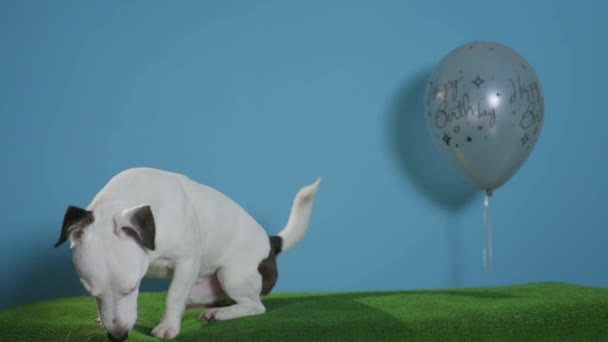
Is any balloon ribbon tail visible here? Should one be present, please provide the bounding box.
[483,191,493,274]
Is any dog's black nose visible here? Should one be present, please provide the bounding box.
[107,331,128,342]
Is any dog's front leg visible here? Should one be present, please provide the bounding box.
[151,258,200,339]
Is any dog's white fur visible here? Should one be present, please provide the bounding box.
[61,167,320,339]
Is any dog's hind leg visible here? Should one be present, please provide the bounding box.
[201,265,265,322]
[186,274,229,310]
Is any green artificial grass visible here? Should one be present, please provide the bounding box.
[1,283,607,341]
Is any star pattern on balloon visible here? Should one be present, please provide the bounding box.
[472,75,485,88]
[443,133,451,145]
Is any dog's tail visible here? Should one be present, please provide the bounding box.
[272,178,321,255]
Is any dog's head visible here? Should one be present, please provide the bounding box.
[55,204,156,341]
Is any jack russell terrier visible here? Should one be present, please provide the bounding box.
[54,167,320,341]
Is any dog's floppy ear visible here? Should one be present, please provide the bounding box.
[55,206,94,248]
[119,205,156,251]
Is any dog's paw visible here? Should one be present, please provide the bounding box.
[95,316,101,325]
[151,321,180,339]
[200,307,220,322]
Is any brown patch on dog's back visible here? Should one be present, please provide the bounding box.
[258,236,283,296]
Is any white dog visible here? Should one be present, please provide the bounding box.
[55,167,320,341]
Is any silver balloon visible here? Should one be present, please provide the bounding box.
[424,41,543,194]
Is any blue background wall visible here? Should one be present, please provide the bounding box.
[1,0,606,309]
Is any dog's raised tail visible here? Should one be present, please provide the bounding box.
[273,178,321,254]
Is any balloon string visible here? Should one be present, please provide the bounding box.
[483,192,493,274]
